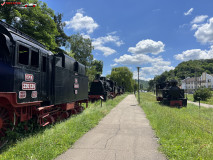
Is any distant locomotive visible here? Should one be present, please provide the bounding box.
[88,74,124,101]
[156,80,187,107]
[0,20,88,147]
[88,75,111,101]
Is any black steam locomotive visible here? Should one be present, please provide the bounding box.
[88,74,124,101]
[156,80,187,107]
[0,20,88,146]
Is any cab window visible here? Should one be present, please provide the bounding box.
[31,50,39,68]
[18,45,29,65]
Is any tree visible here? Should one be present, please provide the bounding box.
[67,33,94,66]
[54,13,68,52]
[109,67,134,92]
[148,79,155,91]
[0,0,59,51]
[193,88,212,101]
[91,60,103,74]
[86,66,97,88]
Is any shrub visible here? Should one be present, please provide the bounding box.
[193,88,212,101]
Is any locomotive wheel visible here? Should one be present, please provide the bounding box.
[0,107,15,149]
[60,111,70,120]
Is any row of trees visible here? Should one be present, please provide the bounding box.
[148,59,213,91]
[106,67,138,92]
[0,0,103,83]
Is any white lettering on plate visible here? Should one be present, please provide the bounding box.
[25,74,34,81]
[22,82,36,90]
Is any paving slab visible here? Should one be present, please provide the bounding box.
[55,94,166,160]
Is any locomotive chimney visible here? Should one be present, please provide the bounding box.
[95,74,100,80]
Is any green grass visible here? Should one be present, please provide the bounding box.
[138,92,213,160]
[187,93,213,105]
[0,94,128,160]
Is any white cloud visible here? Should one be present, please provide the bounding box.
[191,15,208,24]
[110,63,118,67]
[128,39,165,55]
[133,71,153,81]
[141,65,174,78]
[191,24,200,30]
[114,53,169,66]
[194,17,213,44]
[184,8,194,16]
[93,34,124,47]
[80,33,91,39]
[174,46,213,61]
[115,38,170,80]
[133,64,174,81]
[94,46,116,56]
[92,33,123,56]
[65,9,99,34]
[114,54,155,65]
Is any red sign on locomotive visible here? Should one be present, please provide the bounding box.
[19,91,26,99]
[25,74,34,81]
[31,91,37,98]
[22,82,36,90]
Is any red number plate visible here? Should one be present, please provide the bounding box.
[74,84,79,88]
[31,91,37,98]
[22,82,36,90]
[19,91,26,99]
[25,74,34,81]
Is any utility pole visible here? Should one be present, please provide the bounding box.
[137,67,141,104]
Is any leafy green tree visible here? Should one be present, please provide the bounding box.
[193,88,212,101]
[91,60,103,74]
[0,0,59,51]
[67,33,94,66]
[148,79,155,91]
[133,81,138,94]
[54,13,68,52]
[86,66,97,88]
[109,67,134,92]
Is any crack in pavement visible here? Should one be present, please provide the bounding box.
[103,110,123,160]
[104,112,122,149]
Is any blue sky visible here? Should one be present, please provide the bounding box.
[42,0,213,80]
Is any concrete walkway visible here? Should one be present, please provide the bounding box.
[55,95,166,160]
[188,100,213,108]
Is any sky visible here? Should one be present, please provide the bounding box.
[42,0,213,81]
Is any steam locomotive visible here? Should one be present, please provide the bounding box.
[88,74,125,101]
[156,80,187,107]
[0,20,125,148]
[0,20,88,147]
